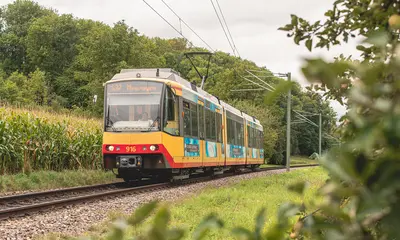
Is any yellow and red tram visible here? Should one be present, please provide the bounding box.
[102,68,264,181]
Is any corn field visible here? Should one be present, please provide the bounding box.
[0,106,103,174]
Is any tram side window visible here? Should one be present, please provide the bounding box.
[163,88,179,136]
[199,105,204,139]
[210,111,216,140]
[205,109,211,139]
[205,109,216,141]
[247,125,252,148]
[253,128,257,148]
[257,130,262,149]
[190,103,198,138]
[183,101,191,136]
[236,121,244,146]
[216,113,222,143]
[227,118,235,145]
[254,129,258,149]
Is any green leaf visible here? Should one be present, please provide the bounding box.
[106,219,128,240]
[290,14,298,25]
[294,34,301,45]
[278,24,293,31]
[231,227,253,240]
[356,45,367,52]
[278,202,300,220]
[154,207,170,232]
[364,30,389,48]
[255,208,266,239]
[167,228,185,240]
[288,181,308,195]
[127,201,158,225]
[264,80,292,105]
[192,214,224,240]
[306,39,313,51]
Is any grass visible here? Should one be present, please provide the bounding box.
[290,155,318,165]
[64,167,327,240]
[262,155,318,168]
[0,169,119,194]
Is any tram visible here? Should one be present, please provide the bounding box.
[102,68,264,181]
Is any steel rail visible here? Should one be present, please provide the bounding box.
[0,182,126,202]
[0,164,319,220]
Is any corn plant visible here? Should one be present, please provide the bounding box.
[0,107,103,174]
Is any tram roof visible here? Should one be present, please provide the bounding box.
[110,68,220,105]
[109,68,262,126]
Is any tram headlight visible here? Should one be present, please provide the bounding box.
[149,145,159,151]
[106,145,115,151]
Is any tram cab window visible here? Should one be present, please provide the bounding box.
[163,87,179,136]
[105,81,162,132]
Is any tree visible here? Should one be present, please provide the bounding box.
[25,13,79,77]
[25,69,48,105]
[0,78,18,103]
[0,0,52,74]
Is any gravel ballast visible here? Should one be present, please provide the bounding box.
[0,168,298,240]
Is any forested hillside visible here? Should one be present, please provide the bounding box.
[0,0,337,160]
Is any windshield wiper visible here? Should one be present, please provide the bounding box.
[105,105,120,132]
[142,116,160,132]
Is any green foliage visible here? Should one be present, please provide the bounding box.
[26,13,79,76]
[268,152,283,165]
[0,69,50,105]
[0,106,102,174]
[276,1,400,239]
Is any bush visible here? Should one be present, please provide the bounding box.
[268,152,283,165]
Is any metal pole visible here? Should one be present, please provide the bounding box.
[319,113,322,156]
[286,72,291,171]
[200,75,206,89]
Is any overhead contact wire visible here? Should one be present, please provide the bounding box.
[210,0,236,56]
[215,0,240,57]
[142,0,194,47]
[161,0,215,52]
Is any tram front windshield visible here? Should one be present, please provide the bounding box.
[105,81,163,132]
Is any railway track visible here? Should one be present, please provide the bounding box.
[0,164,318,220]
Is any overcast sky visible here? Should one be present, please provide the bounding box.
[1,0,361,119]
